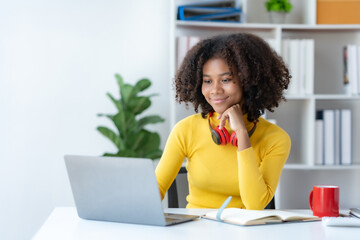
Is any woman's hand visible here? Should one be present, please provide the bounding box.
[218,104,245,131]
[218,104,251,151]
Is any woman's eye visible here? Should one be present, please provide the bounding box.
[222,79,231,83]
[203,79,211,84]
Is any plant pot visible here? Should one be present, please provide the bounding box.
[269,11,287,24]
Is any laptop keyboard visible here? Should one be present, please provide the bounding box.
[165,213,190,219]
[164,213,199,225]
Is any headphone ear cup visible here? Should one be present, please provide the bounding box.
[215,126,230,145]
[230,132,237,146]
[210,128,221,145]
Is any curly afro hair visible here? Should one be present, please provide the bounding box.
[174,32,290,122]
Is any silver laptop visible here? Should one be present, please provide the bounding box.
[64,155,198,226]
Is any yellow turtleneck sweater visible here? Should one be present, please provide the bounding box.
[155,112,291,210]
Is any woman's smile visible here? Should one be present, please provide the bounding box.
[210,97,229,104]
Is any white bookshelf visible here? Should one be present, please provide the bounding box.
[170,0,360,208]
[284,164,360,170]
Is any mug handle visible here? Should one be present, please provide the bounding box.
[309,190,313,210]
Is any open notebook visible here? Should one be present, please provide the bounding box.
[203,197,320,226]
[204,208,320,226]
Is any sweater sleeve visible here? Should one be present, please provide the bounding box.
[237,131,291,210]
[155,120,188,200]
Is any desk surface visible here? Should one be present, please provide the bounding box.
[33,207,359,240]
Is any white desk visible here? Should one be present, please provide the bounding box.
[33,207,358,240]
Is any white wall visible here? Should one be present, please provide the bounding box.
[0,0,170,239]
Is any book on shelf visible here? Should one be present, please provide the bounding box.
[315,109,352,165]
[176,36,201,69]
[177,0,243,22]
[358,45,360,94]
[203,208,320,226]
[282,39,314,95]
[315,111,324,165]
[348,45,358,95]
[343,46,349,94]
[298,40,306,95]
[343,44,360,95]
[286,39,299,94]
[304,39,314,94]
[323,109,335,165]
[334,109,341,165]
[340,109,352,165]
[281,39,289,65]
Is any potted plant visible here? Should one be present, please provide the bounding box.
[265,0,293,24]
[97,74,164,160]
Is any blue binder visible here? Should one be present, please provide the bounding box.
[177,1,243,22]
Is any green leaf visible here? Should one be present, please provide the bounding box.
[121,79,153,107]
[115,74,124,97]
[141,131,161,155]
[117,149,137,158]
[111,111,137,139]
[122,79,151,107]
[137,115,165,131]
[121,84,135,107]
[146,93,159,98]
[115,74,124,86]
[145,149,163,160]
[107,93,123,112]
[284,2,292,12]
[103,152,119,157]
[265,0,292,12]
[128,97,151,115]
[115,74,126,107]
[97,126,124,150]
[134,78,151,93]
[126,130,149,152]
[116,74,135,107]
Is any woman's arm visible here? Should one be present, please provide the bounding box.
[218,105,291,210]
[155,120,189,200]
[237,131,291,210]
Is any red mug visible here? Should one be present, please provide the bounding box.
[309,185,339,217]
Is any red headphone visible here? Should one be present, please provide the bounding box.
[208,111,257,146]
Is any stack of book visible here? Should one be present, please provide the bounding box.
[343,45,360,95]
[177,0,243,22]
[281,39,314,95]
[315,109,352,165]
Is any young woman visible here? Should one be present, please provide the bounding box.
[155,33,291,210]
